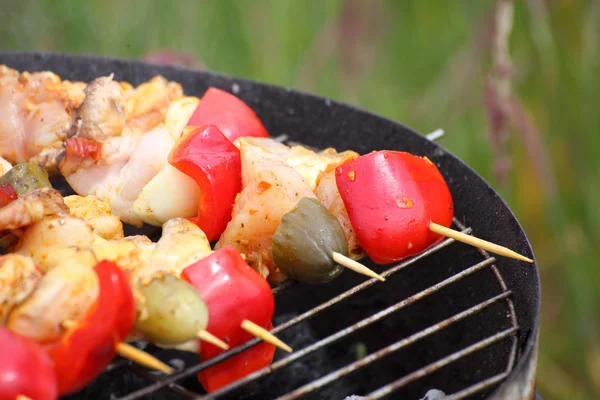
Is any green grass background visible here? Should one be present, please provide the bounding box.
[1,0,598,398]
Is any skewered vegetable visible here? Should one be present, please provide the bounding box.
[0,156,12,175]
[182,246,276,392]
[0,327,58,400]
[135,274,209,345]
[187,87,270,142]
[0,162,51,195]
[59,137,104,176]
[132,164,200,226]
[168,125,242,242]
[165,96,200,140]
[335,151,454,264]
[43,260,135,395]
[273,197,348,284]
[78,74,126,142]
[0,183,17,208]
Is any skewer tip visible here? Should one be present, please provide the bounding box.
[241,320,293,353]
[198,329,230,351]
[62,320,174,374]
[17,396,33,400]
[429,222,534,263]
[116,343,174,375]
[331,252,386,282]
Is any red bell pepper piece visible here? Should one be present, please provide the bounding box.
[43,260,135,395]
[168,125,242,242]
[181,246,276,392]
[59,137,103,175]
[0,183,17,208]
[336,151,454,265]
[0,327,58,400]
[186,87,270,142]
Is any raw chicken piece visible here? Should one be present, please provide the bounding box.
[63,195,124,241]
[216,139,316,282]
[0,188,69,231]
[61,132,141,197]
[0,66,83,169]
[38,217,210,279]
[14,215,96,271]
[314,153,364,260]
[7,263,98,342]
[110,124,174,225]
[76,73,185,140]
[60,82,192,226]
[124,75,184,133]
[0,254,42,325]
[0,65,185,174]
[155,218,212,275]
[61,124,173,226]
[36,217,211,325]
[64,195,124,240]
[236,137,357,191]
[234,137,364,259]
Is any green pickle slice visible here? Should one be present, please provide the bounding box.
[273,197,348,284]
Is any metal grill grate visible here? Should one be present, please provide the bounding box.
[108,217,519,400]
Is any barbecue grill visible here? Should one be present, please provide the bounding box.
[0,52,541,400]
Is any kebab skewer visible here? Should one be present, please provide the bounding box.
[0,243,286,396]
[334,150,533,265]
[0,175,291,359]
[0,191,291,393]
[0,243,286,395]
[0,190,208,377]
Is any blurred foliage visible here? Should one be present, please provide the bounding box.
[0,0,598,399]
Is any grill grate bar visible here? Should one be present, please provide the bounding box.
[128,364,199,399]
[195,257,498,400]
[272,279,296,296]
[444,372,510,400]
[117,231,474,400]
[366,327,519,399]
[276,291,513,400]
[271,227,471,319]
[106,359,129,372]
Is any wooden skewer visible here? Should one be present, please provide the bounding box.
[429,222,533,263]
[241,320,292,353]
[61,320,173,374]
[331,252,386,282]
[115,343,174,374]
[198,329,230,350]
[16,396,33,400]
